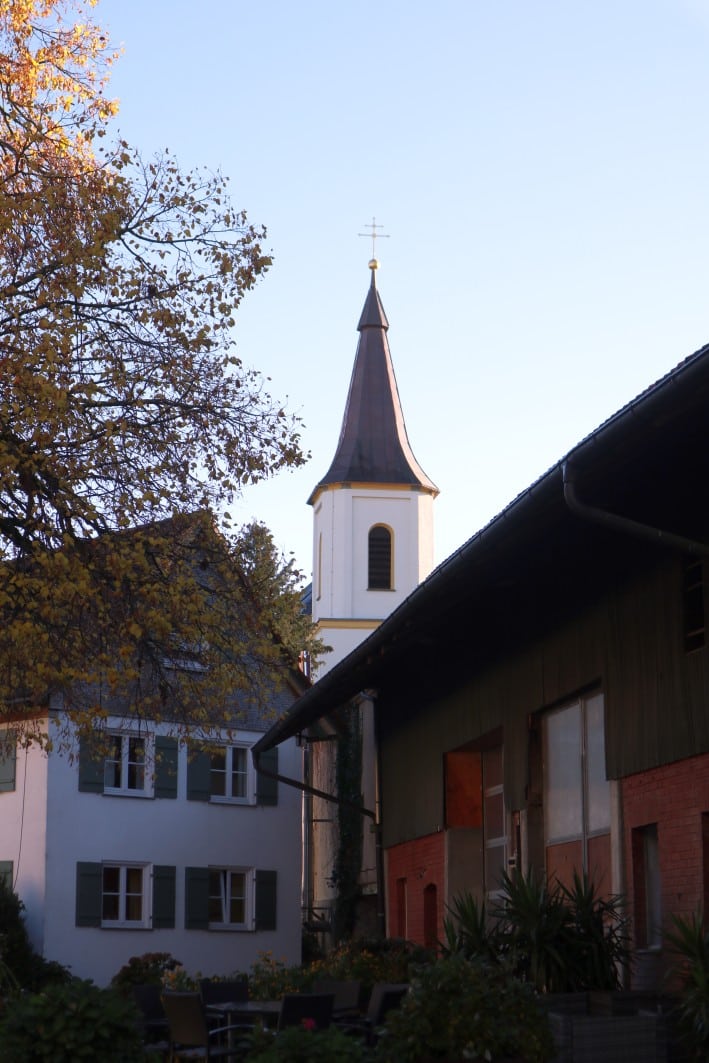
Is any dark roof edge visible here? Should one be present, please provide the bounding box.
[253,341,709,754]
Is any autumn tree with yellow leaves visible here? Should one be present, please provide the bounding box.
[0,0,317,748]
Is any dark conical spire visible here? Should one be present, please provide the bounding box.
[357,264,389,329]
[308,262,438,504]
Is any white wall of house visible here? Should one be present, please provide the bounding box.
[1,716,304,987]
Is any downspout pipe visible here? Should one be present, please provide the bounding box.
[562,460,709,559]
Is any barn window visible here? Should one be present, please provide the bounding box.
[543,692,610,889]
[368,525,392,589]
[683,557,705,653]
[632,823,661,948]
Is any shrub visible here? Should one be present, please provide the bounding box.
[161,963,200,990]
[374,954,554,1063]
[111,951,182,990]
[0,950,20,1006]
[247,952,310,1001]
[244,1022,368,1062]
[0,978,143,1062]
[245,938,430,1003]
[0,878,71,992]
[0,877,34,986]
[666,911,709,1061]
[304,937,432,1000]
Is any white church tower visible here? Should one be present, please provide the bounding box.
[305,257,438,941]
[308,258,438,675]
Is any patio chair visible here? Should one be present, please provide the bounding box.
[161,990,249,1060]
[276,992,335,1031]
[132,984,170,1052]
[336,981,409,1045]
[311,977,361,1019]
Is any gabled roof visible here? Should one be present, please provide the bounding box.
[256,340,709,754]
[308,264,438,504]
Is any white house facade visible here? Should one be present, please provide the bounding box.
[0,712,303,986]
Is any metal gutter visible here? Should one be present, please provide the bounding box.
[562,460,709,559]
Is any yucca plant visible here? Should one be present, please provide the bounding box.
[491,867,631,994]
[666,911,709,1060]
[441,890,502,962]
[493,867,572,993]
[560,869,630,991]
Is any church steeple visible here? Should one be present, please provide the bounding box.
[308,262,438,505]
[309,258,438,673]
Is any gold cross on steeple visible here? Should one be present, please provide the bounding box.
[358,216,390,263]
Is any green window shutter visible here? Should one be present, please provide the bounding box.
[78,736,104,794]
[255,870,277,931]
[0,861,13,888]
[76,862,102,927]
[155,737,178,799]
[0,741,16,793]
[186,746,211,802]
[256,747,278,806]
[152,865,176,928]
[185,866,210,929]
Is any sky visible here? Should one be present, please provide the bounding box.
[96,0,709,582]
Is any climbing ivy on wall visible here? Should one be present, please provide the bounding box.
[330,707,364,941]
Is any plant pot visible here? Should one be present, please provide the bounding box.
[548,1009,667,1063]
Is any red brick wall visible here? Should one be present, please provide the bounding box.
[386,832,445,947]
[622,752,709,932]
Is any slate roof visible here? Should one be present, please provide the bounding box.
[308,265,438,504]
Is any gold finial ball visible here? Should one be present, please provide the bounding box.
[369,258,379,270]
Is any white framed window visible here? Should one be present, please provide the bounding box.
[101,863,149,928]
[209,745,251,803]
[103,733,153,797]
[208,868,251,929]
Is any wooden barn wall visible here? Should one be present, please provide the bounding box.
[379,554,709,850]
[605,558,709,772]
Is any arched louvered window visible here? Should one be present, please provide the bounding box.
[368,525,392,590]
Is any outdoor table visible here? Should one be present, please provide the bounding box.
[206,999,282,1044]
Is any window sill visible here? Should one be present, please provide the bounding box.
[207,924,251,932]
[101,922,150,930]
[103,788,154,799]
